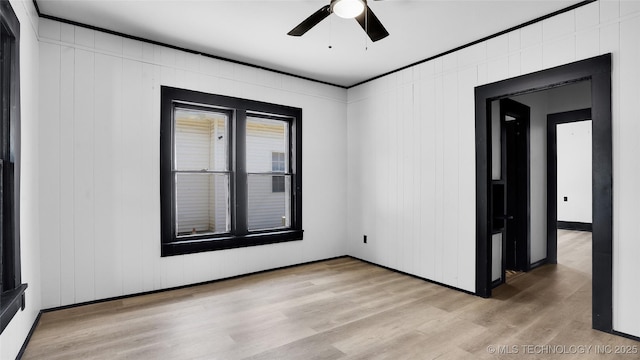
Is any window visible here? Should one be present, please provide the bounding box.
[1,0,27,335]
[160,87,303,256]
[173,107,230,237]
[271,152,285,193]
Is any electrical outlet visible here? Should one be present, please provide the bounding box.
[564,196,568,202]
[363,235,367,244]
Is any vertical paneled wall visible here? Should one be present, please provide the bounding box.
[38,19,348,309]
[347,61,476,292]
[347,0,640,338]
[1,1,41,360]
[616,0,640,339]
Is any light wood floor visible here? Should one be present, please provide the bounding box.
[22,230,638,359]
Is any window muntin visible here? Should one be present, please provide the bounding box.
[160,87,303,256]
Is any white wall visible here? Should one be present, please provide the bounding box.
[347,58,477,292]
[0,1,41,359]
[347,0,640,338]
[37,18,348,309]
[557,120,593,223]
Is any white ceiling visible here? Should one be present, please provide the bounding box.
[36,0,584,87]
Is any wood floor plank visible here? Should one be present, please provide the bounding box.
[22,231,639,359]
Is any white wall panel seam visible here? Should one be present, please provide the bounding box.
[61,43,77,305]
[58,44,63,306]
[92,51,97,301]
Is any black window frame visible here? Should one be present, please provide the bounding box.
[160,86,303,256]
[0,0,27,335]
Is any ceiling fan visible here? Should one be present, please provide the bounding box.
[287,0,389,42]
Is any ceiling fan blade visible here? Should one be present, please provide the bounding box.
[355,5,389,42]
[288,5,332,37]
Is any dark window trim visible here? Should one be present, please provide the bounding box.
[1,283,28,333]
[160,86,303,256]
[1,0,26,335]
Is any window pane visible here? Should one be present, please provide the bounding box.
[272,175,285,193]
[176,173,230,236]
[272,152,285,172]
[175,108,228,171]
[248,174,291,231]
[246,117,289,173]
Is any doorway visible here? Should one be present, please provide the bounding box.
[547,109,593,265]
[474,54,612,333]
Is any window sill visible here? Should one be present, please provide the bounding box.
[0,283,28,334]
[162,229,303,256]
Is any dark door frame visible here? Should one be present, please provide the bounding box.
[475,54,612,333]
[546,108,592,265]
[500,99,531,274]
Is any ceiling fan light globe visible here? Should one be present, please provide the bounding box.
[332,0,365,19]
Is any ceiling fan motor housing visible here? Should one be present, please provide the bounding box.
[331,0,366,19]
